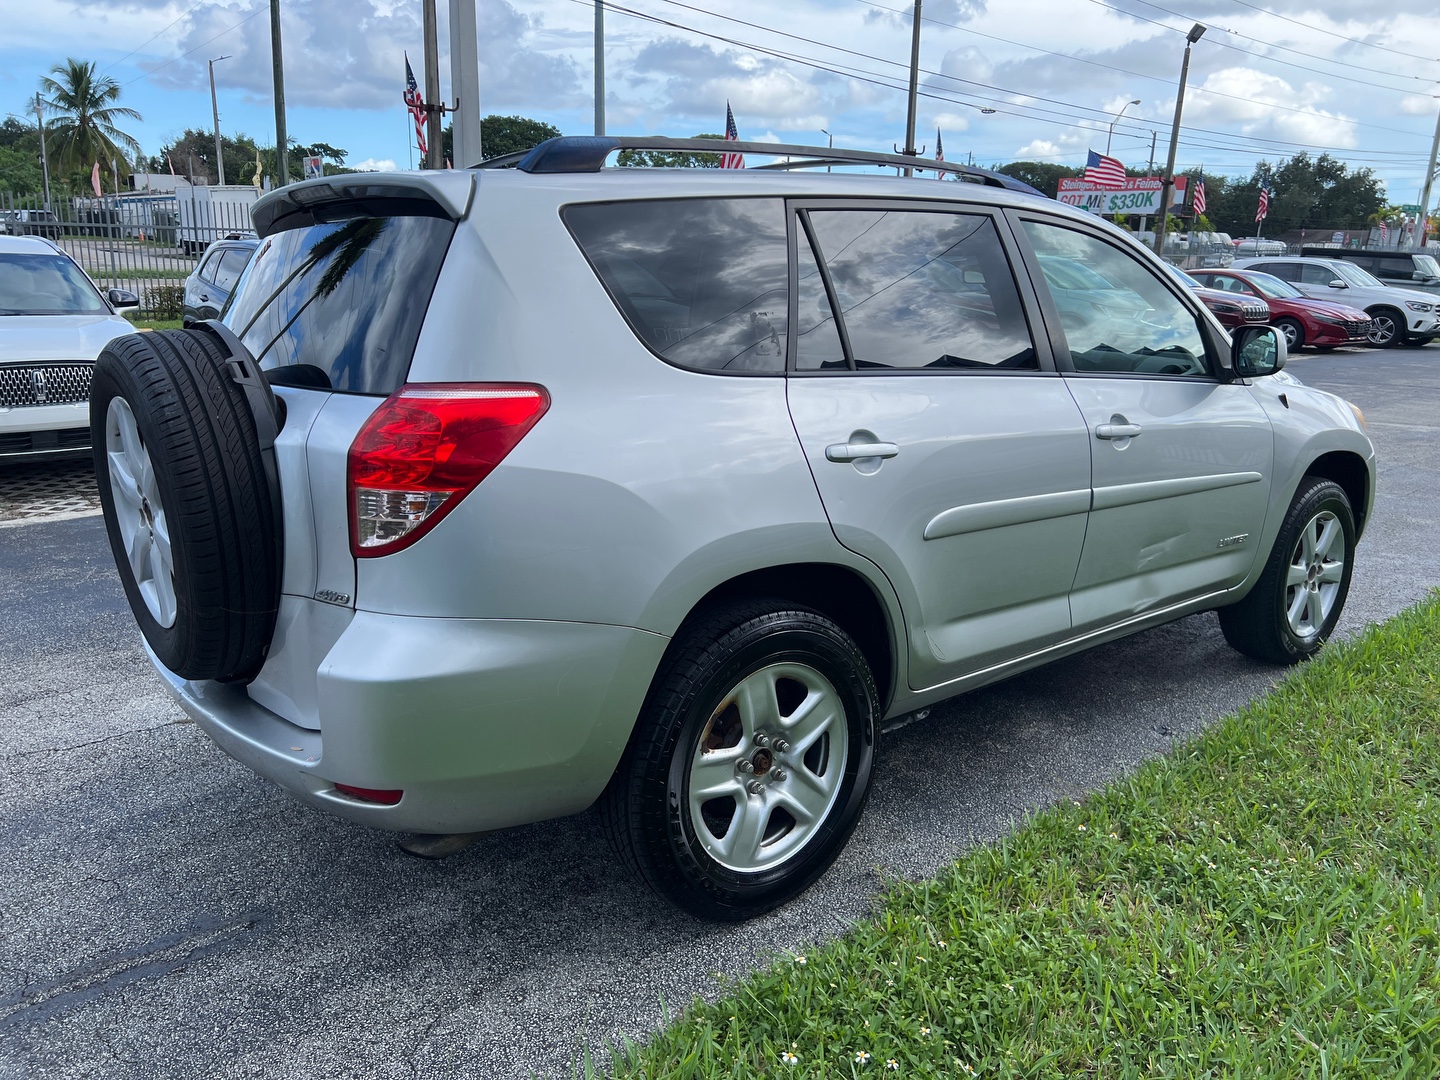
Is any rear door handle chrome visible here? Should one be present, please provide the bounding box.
[826,441,900,462]
[1095,423,1142,440]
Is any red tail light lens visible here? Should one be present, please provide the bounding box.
[333,783,403,805]
[347,383,549,557]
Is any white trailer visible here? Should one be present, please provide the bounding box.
[175,184,260,256]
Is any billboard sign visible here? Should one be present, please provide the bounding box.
[1057,176,1188,216]
[302,155,324,180]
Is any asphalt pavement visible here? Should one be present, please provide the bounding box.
[2,346,1437,1079]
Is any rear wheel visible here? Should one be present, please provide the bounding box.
[1366,307,1403,348]
[1274,316,1305,351]
[1219,478,1355,664]
[599,601,878,920]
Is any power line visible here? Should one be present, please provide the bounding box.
[100,1,213,75]
[1216,0,1440,65]
[119,6,266,89]
[608,0,1422,162]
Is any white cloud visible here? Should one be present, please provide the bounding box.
[1016,139,1062,159]
[351,157,397,171]
[1401,96,1436,116]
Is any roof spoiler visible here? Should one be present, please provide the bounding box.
[251,172,475,236]
[473,136,1046,196]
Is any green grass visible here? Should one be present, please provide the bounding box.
[122,314,182,332]
[90,268,190,282]
[607,594,1440,1079]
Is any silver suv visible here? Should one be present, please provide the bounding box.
[1233,255,1440,347]
[91,138,1375,919]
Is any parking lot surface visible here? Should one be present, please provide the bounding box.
[2,346,1437,1079]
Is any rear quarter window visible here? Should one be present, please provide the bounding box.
[564,198,789,374]
[225,212,455,394]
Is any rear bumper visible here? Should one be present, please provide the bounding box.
[147,612,669,834]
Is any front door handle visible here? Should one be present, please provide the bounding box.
[826,441,900,463]
[1095,423,1142,440]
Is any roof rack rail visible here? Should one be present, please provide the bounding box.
[473,136,1045,197]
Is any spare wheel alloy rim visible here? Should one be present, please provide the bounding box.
[105,396,177,628]
[1284,509,1344,638]
[687,661,850,873]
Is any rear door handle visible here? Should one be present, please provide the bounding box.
[826,441,900,462]
[1095,423,1142,440]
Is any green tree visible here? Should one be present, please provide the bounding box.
[993,161,1083,197]
[39,58,142,179]
[439,114,561,166]
[618,134,725,168]
[0,145,43,194]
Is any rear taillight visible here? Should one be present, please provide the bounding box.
[333,783,403,805]
[347,383,549,557]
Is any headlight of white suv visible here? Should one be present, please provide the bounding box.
[1405,301,1434,313]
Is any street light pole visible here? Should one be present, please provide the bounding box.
[902,0,922,177]
[594,0,605,136]
[1154,23,1205,257]
[1106,99,1140,157]
[34,93,52,210]
[208,55,231,185]
[270,0,289,186]
[421,0,443,169]
[1414,99,1440,251]
[821,128,833,172]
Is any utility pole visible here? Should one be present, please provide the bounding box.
[594,0,605,136]
[270,0,289,186]
[449,0,481,165]
[1147,131,1157,172]
[900,0,923,177]
[34,93,52,210]
[1414,99,1440,251]
[208,55,231,185]
[1154,23,1205,257]
[1106,99,1140,157]
[422,0,443,169]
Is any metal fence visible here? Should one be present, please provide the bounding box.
[1,189,258,318]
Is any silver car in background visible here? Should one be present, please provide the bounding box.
[91,138,1375,919]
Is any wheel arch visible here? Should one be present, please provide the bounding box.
[665,562,900,712]
[1304,450,1370,539]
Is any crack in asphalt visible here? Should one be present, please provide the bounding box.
[8,720,189,758]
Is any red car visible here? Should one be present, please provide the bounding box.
[1165,264,1270,330]
[1189,269,1373,350]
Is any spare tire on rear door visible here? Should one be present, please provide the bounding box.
[90,326,283,683]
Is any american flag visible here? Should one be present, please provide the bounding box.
[1084,149,1126,189]
[1379,220,1389,242]
[1193,174,1206,215]
[721,102,744,169]
[1256,184,1270,222]
[404,52,427,157]
[935,127,944,162]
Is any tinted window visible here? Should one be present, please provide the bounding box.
[1022,220,1208,376]
[795,226,846,370]
[1300,263,1343,285]
[805,208,1036,370]
[213,247,251,292]
[1253,261,1296,281]
[225,214,455,394]
[197,250,223,285]
[0,253,106,315]
[565,198,788,373]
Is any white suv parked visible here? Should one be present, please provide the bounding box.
[92,138,1375,918]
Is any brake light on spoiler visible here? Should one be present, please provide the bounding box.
[347,384,550,557]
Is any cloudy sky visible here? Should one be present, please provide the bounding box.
[2,0,1437,202]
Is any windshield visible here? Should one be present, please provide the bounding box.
[1242,272,1301,300]
[0,253,108,315]
[1415,254,1440,278]
[1331,261,1382,288]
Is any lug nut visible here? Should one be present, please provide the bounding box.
[753,732,769,747]
[771,768,787,782]
[772,738,790,753]
[746,779,764,795]
[736,759,755,774]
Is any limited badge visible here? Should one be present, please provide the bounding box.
[1217,534,1249,548]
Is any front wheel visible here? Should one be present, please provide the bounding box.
[1219,478,1355,664]
[599,602,878,920]
[1274,316,1305,351]
[1366,308,1403,348]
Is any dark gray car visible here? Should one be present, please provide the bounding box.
[181,238,258,326]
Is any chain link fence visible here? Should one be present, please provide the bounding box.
[1,188,258,319]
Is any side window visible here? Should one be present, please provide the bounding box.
[803,208,1036,370]
[1021,219,1209,377]
[795,225,846,370]
[1299,263,1340,285]
[212,248,251,292]
[564,198,788,373]
[196,251,222,285]
[1256,261,1296,281]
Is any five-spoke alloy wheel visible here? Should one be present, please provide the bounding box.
[600,601,878,920]
[104,396,177,628]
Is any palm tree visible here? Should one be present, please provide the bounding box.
[39,59,142,181]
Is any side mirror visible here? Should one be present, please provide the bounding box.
[1233,324,1287,378]
[107,288,140,310]
[1327,279,1347,289]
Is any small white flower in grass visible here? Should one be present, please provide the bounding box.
[886,1059,900,1071]
[1077,824,1087,832]
[856,1050,872,1064]
[937,940,947,949]
[1109,832,1119,839]
[795,955,807,965]
[863,1018,870,1028]
[1206,861,1216,871]
[781,1050,799,1065]
[919,1026,931,1037]
[1003,983,1014,991]
[886,979,894,987]
[959,1063,977,1076]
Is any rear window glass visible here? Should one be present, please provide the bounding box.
[225,213,454,393]
[564,198,788,373]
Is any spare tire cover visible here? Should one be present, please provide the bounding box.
[90,327,282,683]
